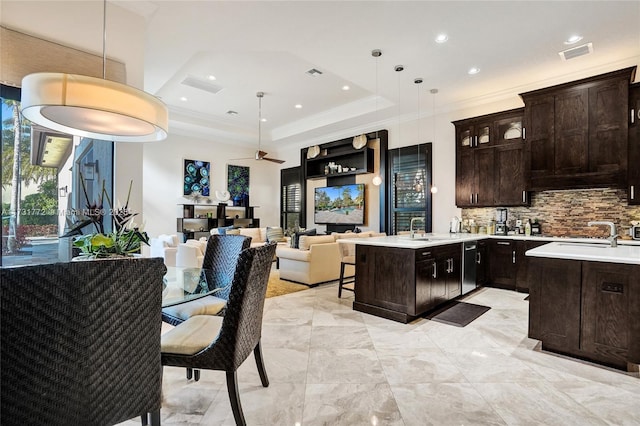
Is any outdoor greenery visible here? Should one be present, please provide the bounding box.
[2,98,57,253]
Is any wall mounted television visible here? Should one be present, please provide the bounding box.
[314,183,365,225]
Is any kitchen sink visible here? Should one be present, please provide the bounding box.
[556,242,613,249]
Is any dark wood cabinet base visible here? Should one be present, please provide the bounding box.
[353,301,418,324]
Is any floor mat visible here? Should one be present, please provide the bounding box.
[426,301,491,327]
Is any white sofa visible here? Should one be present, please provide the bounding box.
[149,234,179,267]
[175,239,207,268]
[275,231,386,286]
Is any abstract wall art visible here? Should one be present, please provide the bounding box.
[183,159,210,197]
[227,164,250,206]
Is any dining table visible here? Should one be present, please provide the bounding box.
[161,266,227,307]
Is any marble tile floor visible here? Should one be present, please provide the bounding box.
[119,285,639,426]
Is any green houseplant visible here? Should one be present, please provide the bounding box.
[63,177,149,259]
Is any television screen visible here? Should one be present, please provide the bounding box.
[314,184,365,225]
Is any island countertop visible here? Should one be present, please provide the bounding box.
[526,241,640,265]
[338,233,487,248]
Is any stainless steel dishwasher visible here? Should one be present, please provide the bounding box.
[462,241,477,295]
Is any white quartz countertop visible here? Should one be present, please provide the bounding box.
[526,241,640,265]
[339,233,486,248]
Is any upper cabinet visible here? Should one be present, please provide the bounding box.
[627,82,640,204]
[454,108,528,208]
[520,67,636,191]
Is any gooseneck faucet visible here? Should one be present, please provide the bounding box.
[588,221,619,247]
[410,217,425,239]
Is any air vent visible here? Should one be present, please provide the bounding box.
[306,68,323,76]
[559,42,593,61]
[180,76,223,94]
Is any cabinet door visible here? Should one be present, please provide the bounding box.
[523,94,555,185]
[629,83,640,204]
[476,241,488,286]
[581,262,638,366]
[446,250,462,300]
[554,87,589,176]
[515,240,548,293]
[495,114,523,145]
[456,149,475,207]
[527,258,582,353]
[474,147,495,206]
[494,143,527,206]
[488,240,516,290]
[415,256,436,315]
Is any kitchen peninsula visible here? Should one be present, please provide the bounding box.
[347,233,483,323]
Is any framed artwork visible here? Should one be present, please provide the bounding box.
[183,159,210,197]
[227,164,250,205]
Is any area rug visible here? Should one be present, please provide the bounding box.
[425,301,491,327]
[265,270,309,298]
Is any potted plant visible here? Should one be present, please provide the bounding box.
[63,177,149,259]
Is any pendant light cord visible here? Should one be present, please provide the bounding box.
[102,0,107,79]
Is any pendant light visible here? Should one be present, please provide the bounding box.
[20,0,168,142]
[371,49,383,186]
[430,88,439,194]
[414,78,423,194]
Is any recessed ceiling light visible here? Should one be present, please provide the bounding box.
[207,75,216,81]
[294,104,302,109]
[342,85,350,91]
[180,96,188,101]
[564,35,583,45]
[435,33,448,43]
[260,118,267,122]
[468,67,480,75]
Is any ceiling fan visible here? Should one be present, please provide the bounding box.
[232,92,285,164]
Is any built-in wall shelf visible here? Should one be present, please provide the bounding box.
[177,203,259,241]
[306,147,374,179]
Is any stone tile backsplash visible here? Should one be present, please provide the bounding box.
[461,188,640,240]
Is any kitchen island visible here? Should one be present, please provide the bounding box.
[344,233,483,323]
[526,242,640,371]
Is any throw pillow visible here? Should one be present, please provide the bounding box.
[266,226,285,243]
[226,228,241,235]
[217,225,234,235]
[291,228,316,249]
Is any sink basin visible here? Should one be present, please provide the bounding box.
[557,242,612,249]
[398,234,452,241]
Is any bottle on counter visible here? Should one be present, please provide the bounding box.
[525,219,532,237]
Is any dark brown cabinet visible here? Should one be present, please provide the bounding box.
[520,67,635,191]
[627,82,640,204]
[488,239,517,290]
[476,240,488,286]
[487,239,546,292]
[454,108,528,207]
[528,257,640,370]
[354,243,461,323]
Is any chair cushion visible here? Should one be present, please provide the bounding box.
[161,295,226,322]
[217,225,235,235]
[161,315,223,355]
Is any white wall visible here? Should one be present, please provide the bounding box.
[142,133,280,238]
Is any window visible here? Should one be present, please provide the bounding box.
[280,167,301,232]
[389,143,432,234]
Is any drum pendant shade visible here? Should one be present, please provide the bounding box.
[21,72,168,142]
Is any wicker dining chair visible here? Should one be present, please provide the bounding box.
[161,234,251,380]
[0,257,166,426]
[161,242,277,426]
[161,234,251,327]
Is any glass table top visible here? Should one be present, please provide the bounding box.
[162,267,228,307]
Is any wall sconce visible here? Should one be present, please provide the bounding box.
[59,186,68,197]
[430,185,438,194]
[83,161,98,181]
[372,175,383,186]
